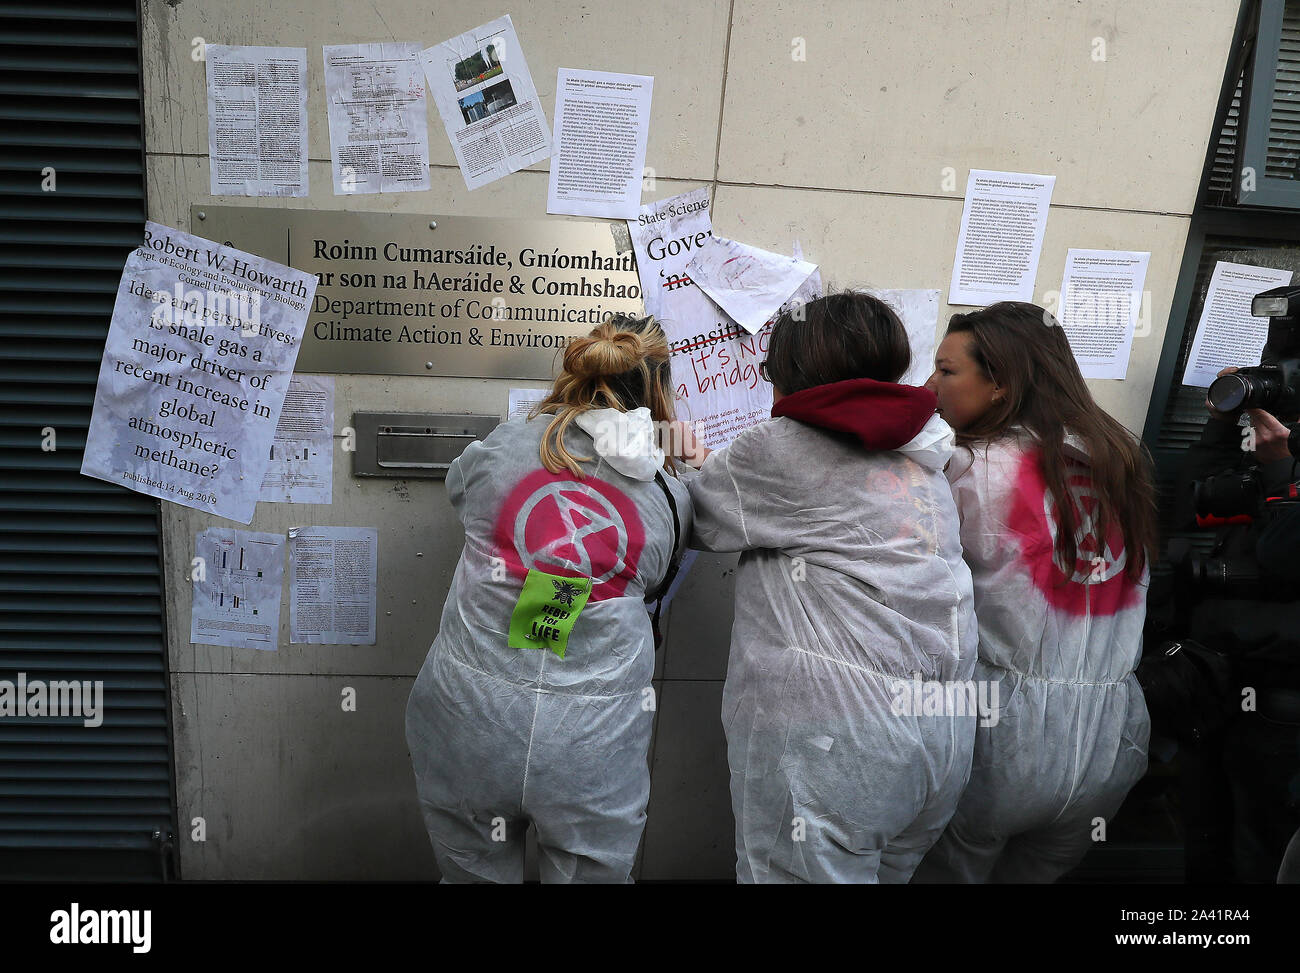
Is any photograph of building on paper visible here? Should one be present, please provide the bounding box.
[458,78,517,124]
[451,36,504,92]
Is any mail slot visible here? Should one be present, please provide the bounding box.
[353,412,499,479]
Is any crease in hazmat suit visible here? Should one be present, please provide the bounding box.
[687,377,980,883]
[913,430,1150,884]
[404,406,691,883]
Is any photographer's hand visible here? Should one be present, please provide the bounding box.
[1205,366,1239,422]
[1246,408,1294,463]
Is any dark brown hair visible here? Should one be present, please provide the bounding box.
[946,301,1157,581]
[530,314,676,477]
[766,291,911,394]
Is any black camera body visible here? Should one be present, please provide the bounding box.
[1193,467,1300,522]
[1186,479,1299,600]
[1207,361,1300,415]
[1206,284,1300,417]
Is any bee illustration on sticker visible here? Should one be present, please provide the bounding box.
[552,579,584,607]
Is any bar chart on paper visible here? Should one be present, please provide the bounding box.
[259,375,334,504]
[190,528,286,650]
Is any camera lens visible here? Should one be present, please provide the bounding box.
[1193,468,1263,518]
[1207,366,1284,412]
[1207,374,1249,412]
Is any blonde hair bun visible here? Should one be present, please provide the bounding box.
[565,324,645,381]
[530,314,676,478]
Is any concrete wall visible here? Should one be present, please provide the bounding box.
[140,0,1240,879]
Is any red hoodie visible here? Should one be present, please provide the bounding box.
[770,377,936,451]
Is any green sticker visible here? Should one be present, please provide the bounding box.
[507,569,592,659]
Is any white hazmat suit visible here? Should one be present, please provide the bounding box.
[687,378,980,883]
[913,433,1150,883]
[405,407,690,883]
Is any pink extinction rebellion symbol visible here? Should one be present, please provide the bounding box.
[1004,451,1140,617]
[493,469,646,601]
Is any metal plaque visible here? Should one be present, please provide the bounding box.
[189,206,644,379]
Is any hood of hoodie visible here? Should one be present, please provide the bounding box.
[896,413,956,471]
[771,378,945,465]
[573,406,665,482]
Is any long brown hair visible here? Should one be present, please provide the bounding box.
[946,302,1157,581]
[530,314,677,477]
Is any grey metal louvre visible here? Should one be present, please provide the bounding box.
[1207,73,1245,204]
[0,0,176,879]
[1203,1,1300,208]
[1232,0,1300,206]
[1264,2,1300,178]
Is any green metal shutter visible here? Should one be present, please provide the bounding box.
[1263,3,1300,179]
[1146,1,1300,561]
[0,0,176,879]
[1149,237,1299,563]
